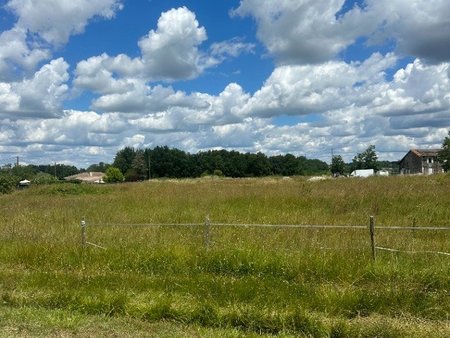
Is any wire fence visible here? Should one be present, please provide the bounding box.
[80,216,450,259]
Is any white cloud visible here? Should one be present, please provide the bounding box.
[0,0,123,84]
[3,110,131,149]
[6,0,123,46]
[366,0,450,63]
[232,0,373,64]
[74,53,141,95]
[138,6,207,80]
[121,134,146,149]
[91,83,211,114]
[233,0,450,64]
[1,2,450,169]
[373,60,450,117]
[0,58,69,118]
[241,52,397,118]
[74,6,255,94]
[0,28,50,81]
[207,38,256,66]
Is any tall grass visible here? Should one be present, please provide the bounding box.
[0,175,449,336]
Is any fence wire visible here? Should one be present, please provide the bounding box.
[81,219,450,257]
[86,222,450,231]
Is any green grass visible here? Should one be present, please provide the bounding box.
[0,175,449,337]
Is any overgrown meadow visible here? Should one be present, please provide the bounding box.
[0,175,449,337]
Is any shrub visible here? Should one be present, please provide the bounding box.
[33,172,58,185]
[0,174,19,194]
[213,169,224,177]
[104,167,124,183]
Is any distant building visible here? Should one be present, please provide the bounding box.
[377,170,389,176]
[350,169,374,177]
[18,179,31,189]
[65,172,105,183]
[399,149,443,175]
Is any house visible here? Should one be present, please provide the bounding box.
[64,172,105,183]
[399,149,443,175]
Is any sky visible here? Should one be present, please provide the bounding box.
[0,0,450,168]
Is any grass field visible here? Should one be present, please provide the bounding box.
[0,175,449,337]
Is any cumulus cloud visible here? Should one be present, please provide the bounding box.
[366,0,450,63]
[2,2,450,168]
[0,0,123,82]
[373,60,450,116]
[124,83,250,131]
[138,6,207,80]
[233,0,450,64]
[240,52,397,117]
[3,110,130,148]
[232,0,373,64]
[74,54,142,95]
[91,84,210,114]
[74,6,255,91]
[0,58,69,118]
[0,28,50,81]
[6,0,123,46]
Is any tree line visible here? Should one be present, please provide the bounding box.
[2,130,449,192]
[110,146,330,181]
[0,163,79,193]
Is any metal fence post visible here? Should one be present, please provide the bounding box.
[369,216,376,261]
[81,218,87,247]
[204,215,211,249]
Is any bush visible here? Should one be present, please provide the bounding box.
[33,172,58,185]
[213,169,224,177]
[104,167,124,183]
[0,174,19,194]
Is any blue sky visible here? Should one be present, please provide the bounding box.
[1,0,450,168]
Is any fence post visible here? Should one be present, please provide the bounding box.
[204,215,211,249]
[81,218,87,247]
[369,216,376,261]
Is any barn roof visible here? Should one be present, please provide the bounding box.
[410,149,441,157]
[399,149,441,163]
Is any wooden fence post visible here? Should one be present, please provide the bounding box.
[81,218,87,247]
[204,215,211,249]
[369,216,376,261]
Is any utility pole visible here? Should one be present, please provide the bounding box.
[54,162,57,179]
[16,156,19,167]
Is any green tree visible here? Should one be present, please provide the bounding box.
[11,165,37,179]
[438,131,450,172]
[352,145,379,171]
[330,155,347,176]
[104,167,124,183]
[86,162,111,173]
[130,150,147,181]
[246,152,272,177]
[269,154,301,176]
[301,157,330,175]
[113,147,136,175]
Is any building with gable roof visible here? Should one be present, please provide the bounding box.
[399,149,443,175]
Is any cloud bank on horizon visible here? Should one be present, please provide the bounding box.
[0,0,449,167]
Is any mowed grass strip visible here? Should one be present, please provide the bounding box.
[0,175,449,336]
